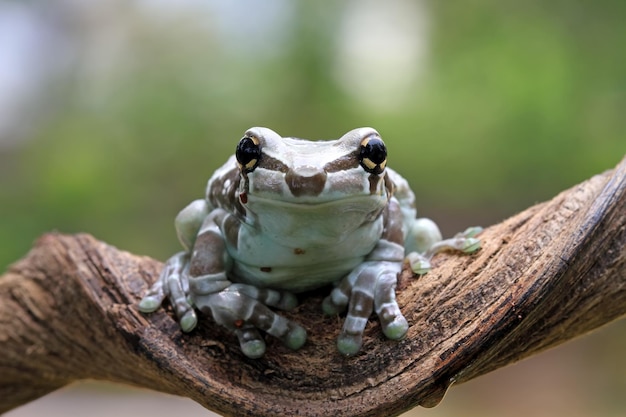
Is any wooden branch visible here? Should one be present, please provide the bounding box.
[1,156,625,417]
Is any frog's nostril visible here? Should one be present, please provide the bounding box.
[285,168,327,197]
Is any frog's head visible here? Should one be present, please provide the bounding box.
[233,127,393,245]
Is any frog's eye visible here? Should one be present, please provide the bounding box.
[236,135,261,172]
[359,136,387,175]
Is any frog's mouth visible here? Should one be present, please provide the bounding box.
[245,193,388,211]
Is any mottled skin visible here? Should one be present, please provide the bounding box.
[139,127,481,357]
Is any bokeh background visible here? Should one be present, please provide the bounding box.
[2,0,624,416]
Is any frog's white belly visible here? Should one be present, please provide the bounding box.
[230,256,365,292]
[225,217,383,292]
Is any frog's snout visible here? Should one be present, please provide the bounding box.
[285,166,327,197]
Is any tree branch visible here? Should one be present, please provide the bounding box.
[1,156,624,417]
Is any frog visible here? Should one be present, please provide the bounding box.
[138,127,481,358]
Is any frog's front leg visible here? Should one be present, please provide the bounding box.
[139,199,212,330]
[323,255,406,356]
[140,207,306,359]
[323,200,408,356]
[138,251,199,331]
[406,218,482,275]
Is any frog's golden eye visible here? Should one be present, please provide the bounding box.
[359,135,387,175]
[236,135,261,172]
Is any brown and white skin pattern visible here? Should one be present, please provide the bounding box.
[139,127,482,358]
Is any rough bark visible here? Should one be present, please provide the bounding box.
[1,156,624,417]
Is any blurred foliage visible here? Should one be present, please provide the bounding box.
[1,0,624,283]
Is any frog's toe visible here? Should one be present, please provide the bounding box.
[242,339,266,359]
[179,310,198,332]
[278,292,299,311]
[242,340,266,359]
[382,315,408,340]
[138,278,166,313]
[461,237,481,253]
[322,295,344,315]
[321,283,351,315]
[235,327,266,359]
[337,314,369,356]
[262,316,308,352]
[283,325,307,351]
[375,274,409,340]
[407,252,431,275]
[337,333,363,356]
[138,296,163,313]
[455,227,482,253]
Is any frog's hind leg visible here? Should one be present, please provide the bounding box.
[423,226,482,258]
[406,219,482,275]
[227,283,299,311]
[194,286,307,358]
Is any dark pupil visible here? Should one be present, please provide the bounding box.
[236,137,261,171]
[360,138,387,174]
[363,139,386,163]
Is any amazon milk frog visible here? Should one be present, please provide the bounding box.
[139,127,481,357]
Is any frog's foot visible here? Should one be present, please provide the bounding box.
[445,226,482,253]
[406,252,432,275]
[138,252,199,332]
[323,261,406,356]
[407,226,482,275]
[194,286,306,359]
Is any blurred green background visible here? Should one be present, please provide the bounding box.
[2,0,624,416]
